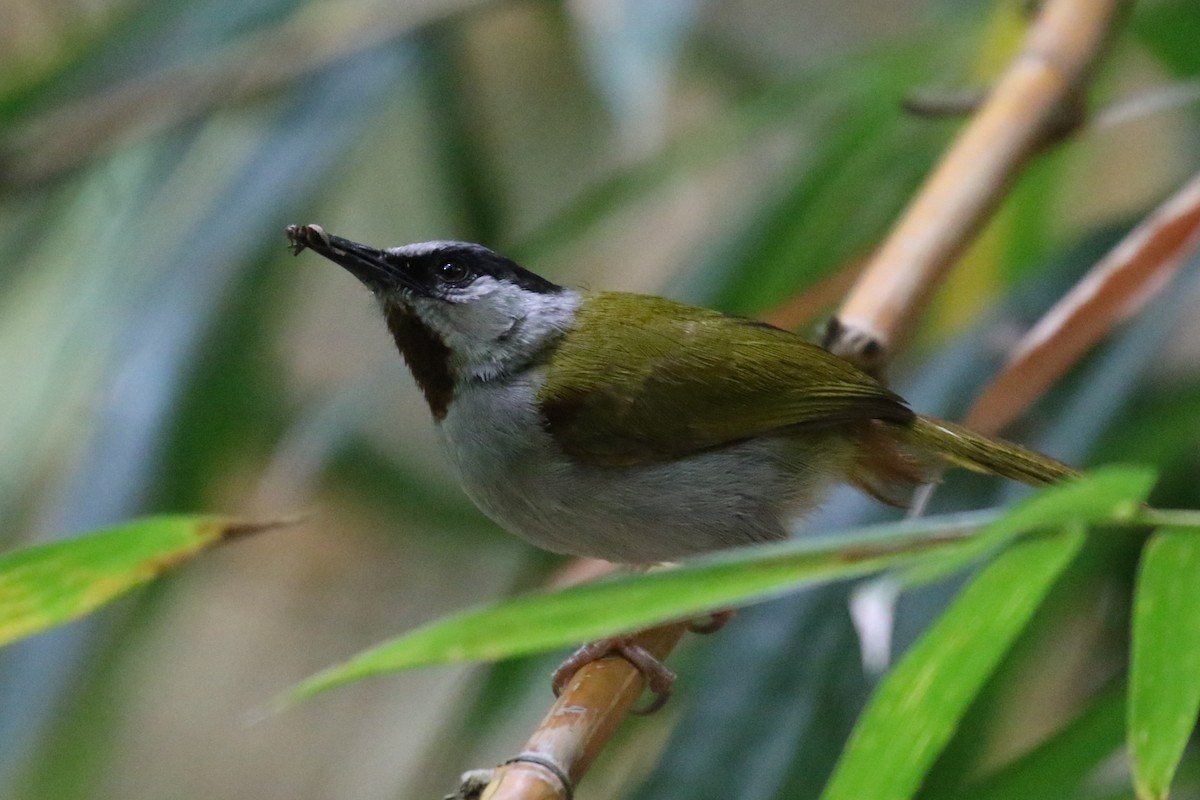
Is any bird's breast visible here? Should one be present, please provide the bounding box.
[436,372,827,563]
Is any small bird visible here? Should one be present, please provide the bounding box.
[287,223,1075,704]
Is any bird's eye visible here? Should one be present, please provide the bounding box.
[436,259,472,286]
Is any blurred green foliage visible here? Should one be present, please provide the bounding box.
[1,0,1199,799]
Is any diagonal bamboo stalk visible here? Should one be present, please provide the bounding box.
[824,0,1129,374]
[477,624,687,800]
[471,1,1128,798]
[965,168,1200,436]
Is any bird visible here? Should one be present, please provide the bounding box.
[285,223,1076,708]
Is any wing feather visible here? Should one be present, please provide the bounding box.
[537,292,912,466]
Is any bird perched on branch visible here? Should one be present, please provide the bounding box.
[286,223,1075,707]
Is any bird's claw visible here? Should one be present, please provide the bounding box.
[444,768,493,800]
[552,636,676,715]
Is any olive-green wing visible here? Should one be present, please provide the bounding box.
[537,292,913,466]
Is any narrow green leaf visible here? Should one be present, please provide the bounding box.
[1133,1,1200,76]
[962,682,1127,800]
[820,526,1086,800]
[0,516,281,647]
[280,512,997,706]
[281,469,1153,707]
[903,464,1155,586]
[1129,527,1200,800]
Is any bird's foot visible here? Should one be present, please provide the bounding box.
[552,636,676,715]
[443,769,493,800]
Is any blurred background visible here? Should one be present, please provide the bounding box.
[1,0,1199,798]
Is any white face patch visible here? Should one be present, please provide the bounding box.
[386,241,466,259]
[405,279,582,382]
[372,240,576,381]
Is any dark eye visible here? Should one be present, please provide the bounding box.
[436,259,472,286]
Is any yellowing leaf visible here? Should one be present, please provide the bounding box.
[0,516,283,647]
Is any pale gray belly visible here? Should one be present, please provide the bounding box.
[437,374,837,563]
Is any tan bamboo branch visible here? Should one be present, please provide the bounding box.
[825,0,1128,373]
[478,624,688,800]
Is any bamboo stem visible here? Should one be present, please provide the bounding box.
[825,0,1128,373]
[480,624,688,800]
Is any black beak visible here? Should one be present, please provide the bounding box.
[286,224,424,295]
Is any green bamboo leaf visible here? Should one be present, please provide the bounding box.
[0,516,282,647]
[961,682,1126,800]
[1129,527,1200,800]
[819,525,1086,800]
[279,512,996,707]
[903,464,1155,586]
[280,469,1155,707]
[1133,1,1200,77]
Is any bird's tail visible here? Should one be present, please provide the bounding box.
[907,415,1078,486]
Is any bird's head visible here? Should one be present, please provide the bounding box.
[287,225,580,410]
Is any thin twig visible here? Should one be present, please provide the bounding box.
[965,169,1200,436]
[1091,78,1200,131]
[825,0,1128,374]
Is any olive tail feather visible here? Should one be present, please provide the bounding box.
[909,415,1079,486]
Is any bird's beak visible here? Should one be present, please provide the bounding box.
[286,224,424,295]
